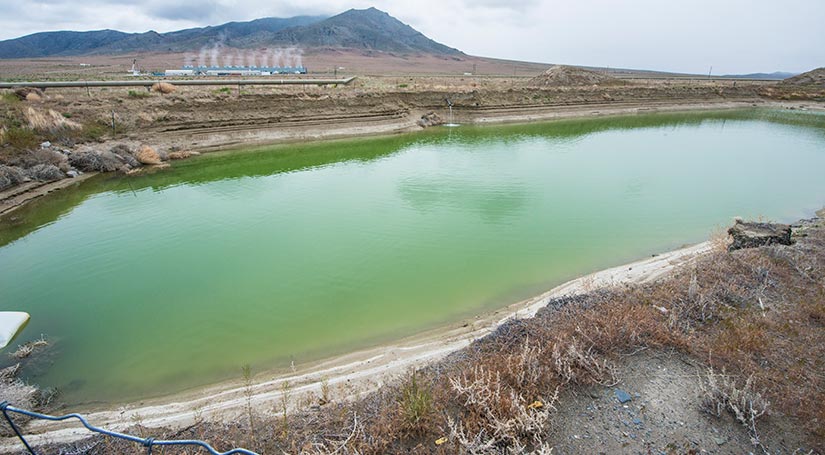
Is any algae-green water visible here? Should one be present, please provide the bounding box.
[2,109,825,406]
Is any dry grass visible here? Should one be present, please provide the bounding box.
[24,107,81,132]
[9,336,49,360]
[0,361,56,438]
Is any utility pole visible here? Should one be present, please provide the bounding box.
[707,65,713,80]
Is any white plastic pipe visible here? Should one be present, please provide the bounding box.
[0,312,30,349]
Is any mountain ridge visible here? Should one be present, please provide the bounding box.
[0,8,462,59]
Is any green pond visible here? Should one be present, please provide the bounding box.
[2,109,825,406]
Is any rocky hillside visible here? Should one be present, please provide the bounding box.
[265,8,461,55]
[782,67,825,87]
[0,16,324,58]
[0,8,462,59]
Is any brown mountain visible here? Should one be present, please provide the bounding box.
[0,8,462,59]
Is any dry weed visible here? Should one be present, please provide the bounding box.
[700,368,768,447]
[10,335,49,359]
[448,365,558,453]
[24,107,80,131]
[549,337,616,385]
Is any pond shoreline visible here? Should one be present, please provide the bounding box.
[3,98,822,217]
[3,240,713,448]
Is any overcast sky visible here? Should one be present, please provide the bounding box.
[2,0,823,74]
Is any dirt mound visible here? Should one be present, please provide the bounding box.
[13,87,44,101]
[135,144,162,165]
[782,68,825,87]
[151,82,176,94]
[527,65,622,87]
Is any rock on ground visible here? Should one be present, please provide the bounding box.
[0,165,29,191]
[728,219,793,251]
[418,112,444,128]
[8,148,69,171]
[68,151,104,172]
[135,145,162,165]
[151,82,176,94]
[13,87,44,101]
[110,145,140,168]
[26,164,64,181]
[100,151,132,172]
[69,150,127,172]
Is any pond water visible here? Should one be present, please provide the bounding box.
[2,109,825,406]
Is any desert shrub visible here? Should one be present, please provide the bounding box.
[2,126,38,149]
[1,92,19,104]
[79,123,106,142]
[398,372,433,433]
[448,363,557,453]
[24,107,80,131]
[128,90,149,98]
[549,337,617,385]
[700,368,768,446]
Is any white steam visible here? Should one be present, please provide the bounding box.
[192,40,304,68]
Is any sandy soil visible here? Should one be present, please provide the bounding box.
[0,241,711,450]
[549,350,788,454]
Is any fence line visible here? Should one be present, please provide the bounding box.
[0,401,259,455]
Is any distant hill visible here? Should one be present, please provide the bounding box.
[0,8,462,59]
[0,16,325,58]
[721,71,798,80]
[782,68,825,87]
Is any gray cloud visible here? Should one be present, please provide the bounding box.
[463,0,540,11]
[152,1,221,21]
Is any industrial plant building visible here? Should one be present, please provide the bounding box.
[163,66,308,77]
